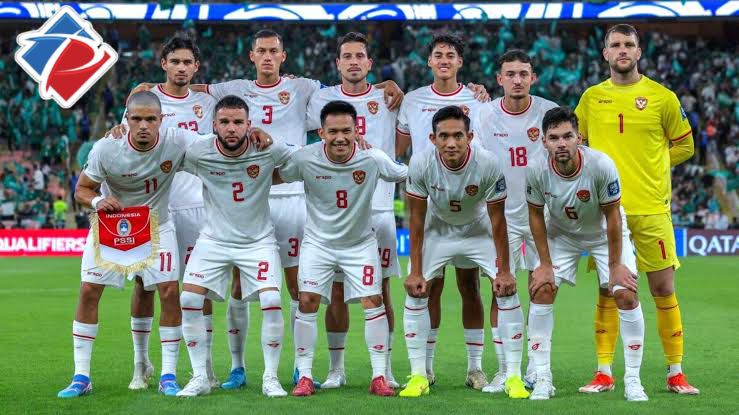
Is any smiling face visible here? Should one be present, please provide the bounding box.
[214,107,250,152]
[161,48,199,87]
[336,41,372,84]
[431,118,473,167]
[497,60,536,100]
[319,113,357,162]
[603,31,642,75]
[250,36,286,79]
[428,43,462,81]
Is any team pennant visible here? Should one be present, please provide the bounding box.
[91,206,160,274]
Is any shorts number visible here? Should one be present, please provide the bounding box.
[356,116,366,135]
[450,200,461,212]
[144,178,158,194]
[618,113,624,134]
[262,105,273,124]
[336,190,348,208]
[564,206,578,220]
[185,246,193,265]
[288,237,299,257]
[379,248,391,268]
[232,182,245,202]
[362,265,374,286]
[177,121,198,131]
[658,239,667,260]
[257,261,269,281]
[509,146,528,167]
[159,252,172,272]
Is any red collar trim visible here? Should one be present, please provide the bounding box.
[437,147,472,172]
[157,84,189,100]
[551,149,583,179]
[127,131,159,153]
[215,136,249,158]
[500,96,532,116]
[341,84,372,97]
[323,142,357,164]
[255,78,282,89]
[431,83,463,97]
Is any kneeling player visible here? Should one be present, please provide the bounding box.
[176,96,290,398]
[401,106,528,399]
[525,107,647,401]
[279,100,408,397]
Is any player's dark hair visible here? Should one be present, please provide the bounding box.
[497,49,533,71]
[160,33,200,62]
[428,33,465,59]
[604,24,640,47]
[320,100,357,126]
[432,105,470,134]
[336,32,369,58]
[214,95,249,117]
[127,91,161,111]
[542,106,579,134]
[252,29,283,49]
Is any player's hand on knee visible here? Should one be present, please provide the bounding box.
[494,271,516,297]
[404,272,427,297]
[106,123,127,139]
[467,83,491,102]
[248,127,273,150]
[608,263,638,293]
[97,196,123,212]
[529,265,555,297]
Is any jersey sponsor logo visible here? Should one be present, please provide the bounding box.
[607,180,620,197]
[162,113,176,117]
[680,106,687,120]
[430,184,445,192]
[598,99,613,104]
[527,127,540,142]
[459,104,470,116]
[353,170,366,185]
[367,100,379,115]
[122,172,138,177]
[576,189,591,202]
[247,164,260,179]
[492,132,509,138]
[193,104,204,119]
[495,177,506,193]
[421,107,437,112]
[465,184,479,196]
[160,160,173,173]
[635,96,648,110]
[188,271,204,279]
[209,171,225,176]
[278,90,290,104]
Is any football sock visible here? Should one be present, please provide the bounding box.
[203,313,214,376]
[131,317,152,365]
[159,325,182,377]
[528,303,554,379]
[227,296,249,371]
[491,327,506,374]
[294,310,317,380]
[618,303,645,380]
[595,294,619,373]
[386,331,394,377]
[259,290,284,378]
[327,331,347,372]
[654,293,684,366]
[426,328,438,375]
[464,329,484,372]
[497,293,524,379]
[181,291,207,377]
[72,320,98,377]
[403,295,429,377]
[364,305,389,379]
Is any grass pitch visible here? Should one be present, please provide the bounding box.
[1,256,736,415]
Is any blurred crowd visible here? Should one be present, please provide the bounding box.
[0,21,737,229]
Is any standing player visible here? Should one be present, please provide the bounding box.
[125,33,219,393]
[197,29,403,386]
[305,32,400,389]
[401,106,528,399]
[176,96,290,398]
[57,92,198,398]
[575,24,698,394]
[525,107,647,401]
[475,49,558,393]
[396,33,490,389]
[280,101,408,397]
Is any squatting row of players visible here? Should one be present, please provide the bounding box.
[58,24,699,400]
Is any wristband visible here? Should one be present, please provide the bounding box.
[91,196,104,210]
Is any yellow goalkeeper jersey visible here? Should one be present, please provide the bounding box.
[575,75,692,215]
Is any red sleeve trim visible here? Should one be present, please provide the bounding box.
[486,196,506,205]
[396,127,410,136]
[527,201,545,208]
[205,84,210,95]
[670,130,691,142]
[405,191,427,200]
[599,197,621,207]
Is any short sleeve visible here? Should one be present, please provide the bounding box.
[597,156,621,206]
[305,93,324,131]
[183,145,199,176]
[574,92,589,140]
[270,142,299,167]
[278,148,304,183]
[297,77,322,100]
[525,166,545,208]
[405,154,428,200]
[369,149,407,183]
[83,140,107,184]
[483,160,507,205]
[662,91,693,143]
[207,79,250,101]
[396,101,410,136]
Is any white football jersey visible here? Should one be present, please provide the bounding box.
[526,146,622,244]
[477,95,558,227]
[208,77,322,196]
[279,142,407,247]
[306,84,398,211]
[397,84,484,155]
[406,146,507,226]
[84,128,200,224]
[183,138,295,245]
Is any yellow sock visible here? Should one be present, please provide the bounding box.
[594,295,619,367]
[654,293,683,365]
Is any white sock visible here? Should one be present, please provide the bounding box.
[364,305,389,379]
[525,324,535,378]
[204,314,214,375]
[289,300,299,332]
[668,364,683,378]
[598,364,613,376]
[403,296,429,376]
[72,320,98,377]
[227,296,249,371]
[159,325,182,377]
[327,331,347,372]
[426,328,438,374]
[464,329,484,372]
[491,327,506,374]
[386,331,394,378]
[181,291,207,378]
[528,303,554,379]
[131,317,152,365]
[294,310,317,380]
[619,304,645,380]
[497,293,524,379]
[259,290,284,378]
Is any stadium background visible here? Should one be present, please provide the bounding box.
[0,2,737,414]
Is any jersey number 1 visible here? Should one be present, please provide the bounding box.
[618,113,624,134]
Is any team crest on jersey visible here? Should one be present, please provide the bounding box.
[459,105,470,116]
[193,104,204,119]
[160,160,173,173]
[353,170,366,185]
[527,127,540,142]
[367,101,379,115]
[576,189,591,202]
[117,219,131,236]
[465,184,479,197]
[278,91,290,105]
[247,164,260,179]
[635,96,648,110]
